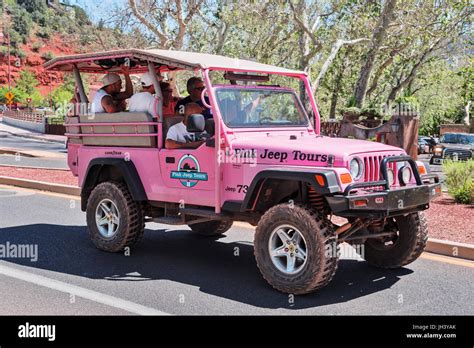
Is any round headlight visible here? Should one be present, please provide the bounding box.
[399,166,412,185]
[350,158,363,180]
[387,168,395,186]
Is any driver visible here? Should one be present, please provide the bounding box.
[165,103,205,149]
[221,98,245,125]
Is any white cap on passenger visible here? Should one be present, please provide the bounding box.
[140,72,155,87]
[102,73,121,87]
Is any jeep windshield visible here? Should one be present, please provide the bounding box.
[441,133,474,145]
[215,88,309,128]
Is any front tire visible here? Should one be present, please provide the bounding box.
[86,181,145,252]
[188,220,233,236]
[254,204,338,295]
[363,212,428,268]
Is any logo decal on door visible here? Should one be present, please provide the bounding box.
[170,154,208,187]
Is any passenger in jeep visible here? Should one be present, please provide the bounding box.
[91,65,133,113]
[174,77,212,119]
[165,103,205,149]
[129,72,158,117]
[160,82,180,117]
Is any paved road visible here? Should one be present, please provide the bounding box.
[419,154,446,184]
[0,186,472,315]
[0,131,68,169]
[0,131,66,154]
[0,155,68,169]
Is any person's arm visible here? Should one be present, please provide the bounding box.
[101,95,120,113]
[115,65,133,100]
[165,139,203,149]
[165,127,203,149]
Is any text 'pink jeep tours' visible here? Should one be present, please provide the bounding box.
[45,49,441,294]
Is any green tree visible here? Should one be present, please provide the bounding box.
[17,0,47,13]
[51,87,73,109]
[11,5,33,39]
[15,70,39,96]
[0,86,27,104]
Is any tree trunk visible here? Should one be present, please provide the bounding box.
[295,0,310,109]
[464,100,471,126]
[353,0,397,107]
[313,38,369,95]
[329,53,348,119]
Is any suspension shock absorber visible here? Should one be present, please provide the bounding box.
[307,184,325,212]
[369,218,386,232]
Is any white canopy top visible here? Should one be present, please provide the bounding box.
[44,48,305,77]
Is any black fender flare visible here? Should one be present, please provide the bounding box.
[81,158,147,211]
[241,169,341,211]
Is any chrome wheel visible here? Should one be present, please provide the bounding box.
[268,224,308,275]
[95,199,120,238]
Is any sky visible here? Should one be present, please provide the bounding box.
[66,0,126,23]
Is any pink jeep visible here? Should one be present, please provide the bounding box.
[45,49,441,294]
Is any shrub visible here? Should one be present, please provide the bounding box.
[16,70,39,95]
[32,42,43,52]
[36,27,52,39]
[342,106,362,115]
[7,29,23,48]
[11,48,26,59]
[17,0,47,13]
[73,6,91,25]
[29,89,45,107]
[361,106,385,119]
[11,6,33,38]
[52,87,73,108]
[443,159,474,204]
[41,51,56,61]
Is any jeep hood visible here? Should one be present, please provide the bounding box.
[228,132,404,165]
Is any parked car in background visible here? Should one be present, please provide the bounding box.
[418,136,431,154]
[418,136,438,154]
[35,106,53,114]
[430,132,474,164]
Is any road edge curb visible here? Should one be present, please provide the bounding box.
[0,127,66,144]
[425,238,474,261]
[0,176,80,196]
[0,164,69,171]
[0,177,472,261]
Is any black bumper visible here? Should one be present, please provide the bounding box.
[326,156,442,218]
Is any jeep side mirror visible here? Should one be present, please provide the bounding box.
[186,114,205,133]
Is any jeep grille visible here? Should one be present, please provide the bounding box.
[362,155,398,183]
[443,148,472,160]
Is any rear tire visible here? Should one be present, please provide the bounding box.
[189,220,233,236]
[363,212,428,268]
[254,204,338,295]
[86,181,145,252]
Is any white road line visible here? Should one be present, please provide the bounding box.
[0,263,170,315]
